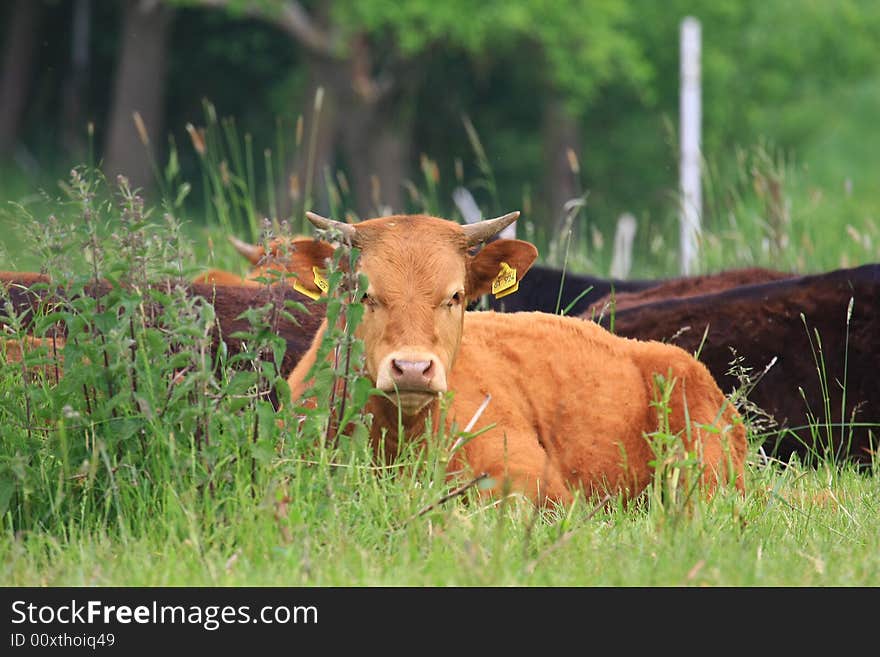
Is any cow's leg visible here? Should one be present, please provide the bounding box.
[460,433,574,506]
[641,352,748,495]
[680,393,747,494]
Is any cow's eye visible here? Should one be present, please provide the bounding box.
[447,291,463,308]
[362,293,377,308]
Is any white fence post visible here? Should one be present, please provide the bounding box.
[610,212,637,279]
[679,16,702,275]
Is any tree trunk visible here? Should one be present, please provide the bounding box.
[274,58,341,227]
[103,0,174,196]
[336,35,409,218]
[278,42,411,221]
[337,98,377,217]
[62,0,92,161]
[366,118,409,216]
[187,2,411,221]
[542,95,584,231]
[338,105,409,218]
[272,0,341,225]
[0,0,43,158]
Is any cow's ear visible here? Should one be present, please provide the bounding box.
[276,239,336,296]
[286,239,336,273]
[467,239,538,299]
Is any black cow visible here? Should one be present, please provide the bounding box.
[482,263,657,315]
[484,263,789,317]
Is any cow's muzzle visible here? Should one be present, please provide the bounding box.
[375,351,447,415]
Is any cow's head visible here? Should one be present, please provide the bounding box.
[228,234,335,296]
[298,212,537,416]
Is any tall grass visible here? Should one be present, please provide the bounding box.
[684,141,880,275]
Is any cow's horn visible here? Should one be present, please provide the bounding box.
[305,211,358,245]
[461,211,521,246]
[227,235,263,264]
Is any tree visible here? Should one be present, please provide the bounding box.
[103,0,176,196]
[176,0,649,226]
[0,0,44,159]
[337,0,652,225]
[61,0,93,161]
[176,0,416,219]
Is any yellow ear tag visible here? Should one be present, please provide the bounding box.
[312,267,329,294]
[293,267,328,300]
[293,280,320,300]
[491,262,519,299]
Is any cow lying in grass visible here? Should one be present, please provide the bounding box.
[483,263,657,315]
[0,334,66,384]
[585,266,793,317]
[483,260,791,317]
[0,272,324,397]
[285,212,747,505]
[217,231,782,319]
[591,265,880,467]
[192,235,331,293]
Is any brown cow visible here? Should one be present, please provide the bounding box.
[0,274,325,400]
[286,212,747,506]
[191,268,253,287]
[192,235,333,298]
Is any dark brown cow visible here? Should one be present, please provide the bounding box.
[285,212,747,506]
[586,267,793,317]
[590,264,880,466]
[483,262,790,318]
[189,281,324,382]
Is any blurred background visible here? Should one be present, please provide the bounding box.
[1,0,879,277]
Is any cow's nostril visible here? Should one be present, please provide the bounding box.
[390,359,435,387]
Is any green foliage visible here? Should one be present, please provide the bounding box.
[0,169,294,533]
[290,240,372,449]
[335,0,651,108]
[5,0,880,275]
[645,373,698,514]
[556,0,880,272]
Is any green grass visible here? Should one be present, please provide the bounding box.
[2,458,877,586]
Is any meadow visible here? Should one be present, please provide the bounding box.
[1,109,878,588]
